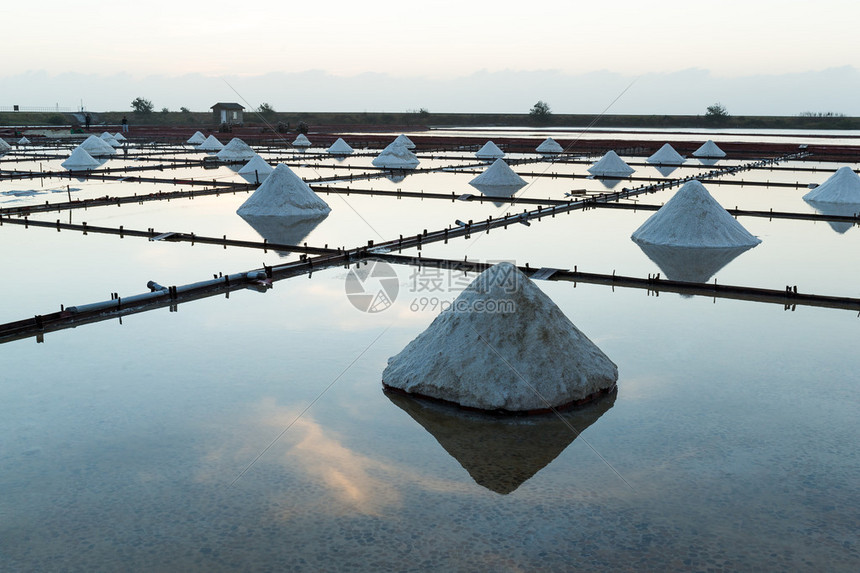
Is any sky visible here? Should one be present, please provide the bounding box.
[4,0,860,115]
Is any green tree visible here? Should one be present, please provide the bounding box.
[256,102,276,119]
[180,106,191,113]
[705,102,729,121]
[131,97,154,114]
[530,100,552,122]
[160,107,170,114]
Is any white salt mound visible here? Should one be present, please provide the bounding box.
[372,143,420,169]
[393,134,416,149]
[631,179,760,248]
[217,138,256,161]
[0,139,11,152]
[647,143,685,165]
[113,132,127,142]
[62,146,101,170]
[802,166,860,204]
[186,131,205,145]
[18,137,31,145]
[587,150,634,177]
[692,140,726,158]
[383,262,618,412]
[198,135,224,151]
[80,135,116,156]
[475,141,505,160]
[536,137,564,154]
[237,155,274,182]
[469,159,527,188]
[100,132,121,147]
[237,163,331,217]
[327,137,354,156]
[293,134,312,147]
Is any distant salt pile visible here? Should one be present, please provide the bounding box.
[536,137,563,154]
[469,159,527,188]
[197,135,224,151]
[647,143,685,165]
[475,141,504,160]
[393,134,416,149]
[631,179,760,248]
[80,134,116,156]
[692,140,726,158]
[803,166,860,204]
[587,150,634,177]
[237,154,274,183]
[237,163,331,216]
[100,132,121,148]
[217,138,256,162]
[293,134,312,148]
[18,137,31,145]
[61,146,101,170]
[113,132,127,142]
[383,262,618,412]
[372,143,420,169]
[186,131,206,145]
[0,139,11,153]
[327,137,354,156]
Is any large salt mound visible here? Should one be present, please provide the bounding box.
[237,163,331,217]
[383,262,618,412]
[393,134,416,149]
[692,140,726,158]
[198,135,224,151]
[0,139,11,153]
[469,159,527,188]
[372,143,420,169]
[237,154,274,183]
[187,131,205,145]
[536,137,563,154]
[61,146,101,170]
[632,179,760,248]
[803,166,860,204]
[647,143,685,165]
[587,150,634,177]
[293,134,312,148]
[100,132,121,148]
[113,132,126,142]
[327,137,354,156]
[80,135,116,156]
[475,141,505,160]
[216,138,256,161]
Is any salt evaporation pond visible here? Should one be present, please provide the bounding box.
[0,129,858,571]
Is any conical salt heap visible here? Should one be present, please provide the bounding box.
[469,159,527,188]
[113,132,127,142]
[293,133,312,148]
[327,137,354,156]
[237,163,331,216]
[80,134,116,156]
[187,131,205,145]
[237,154,274,183]
[393,134,416,149]
[632,179,760,247]
[61,146,101,170]
[647,143,685,165]
[197,135,224,151]
[536,137,563,154]
[100,132,121,148]
[18,137,31,145]
[372,143,420,169]
[0,139,11,153]
[587,150,634,177]
[803,166,860,204]
[383,263,618,413]
[692,140,726,158]
[217,138,256,161]
[475,141,505,160]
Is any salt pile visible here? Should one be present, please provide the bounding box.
[803,166,860,204]
[693,140,726,158]
[216,138,256,162]
[469,159,527,188]
[113,132,127,142]
[372,143,420,169]
[393,134,416,149]
[587,150,634,177]
[293,134,312,148]
[186,131,206,145]
[327,137,354,156]
[536,137,564,154]
[382,262,618,412]
[197,135,224,151]
[237,155,274,183]
[631,179,760,247]
[475,141,505,160]
[100,132,121,148]
[0,139,11,153]
[647,143,685,165]
[17,137,31,145]
[61,146,101,170]
[237,163,331,216]
[79,135,116,156]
